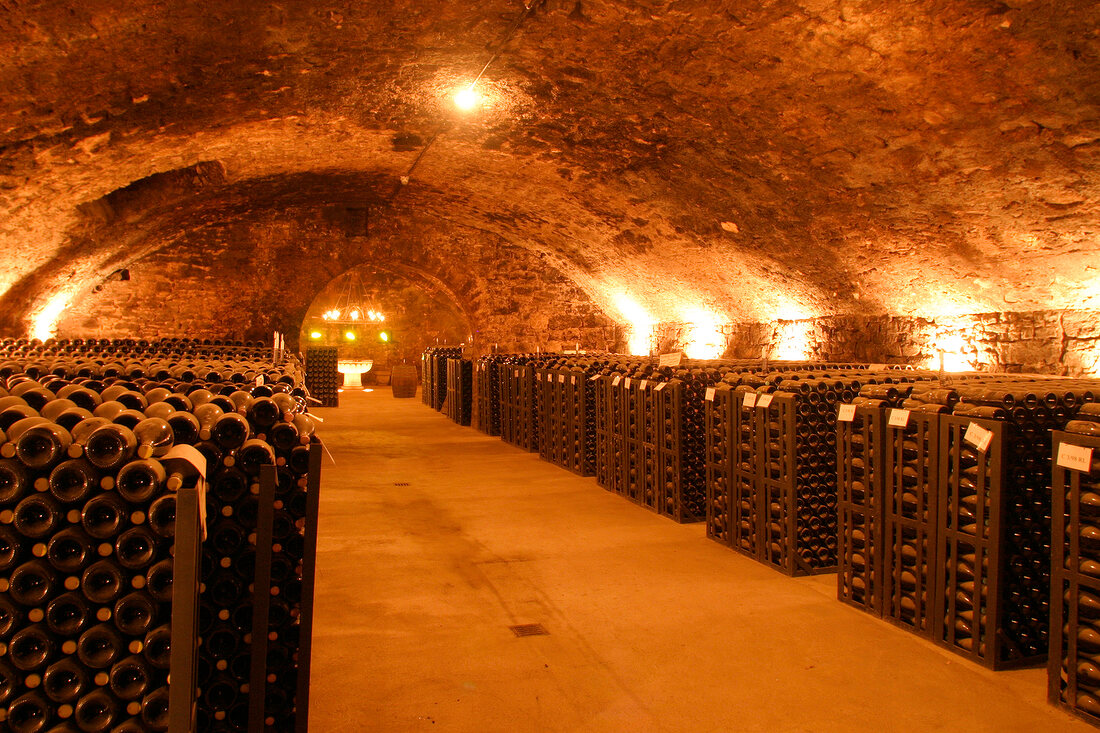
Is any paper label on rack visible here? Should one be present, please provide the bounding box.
[838,404,856,422]
[639,380,648,390]
[705,387,716,401]
[558,374,565,383]
[624,378,632,389]
[612,376,621,386]
[513,370,519,377]
[743,392,757,408]
[1057,443,1094,472]
[870,363,887,371]
[658,352,683,368]
[757,393,774,409]
[888,409,910,428]
[654,382,666,392]
[963,422,994,452]
[571,375,576,385]
[590,375,600,381]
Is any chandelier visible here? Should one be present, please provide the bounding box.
[318,272,385,324]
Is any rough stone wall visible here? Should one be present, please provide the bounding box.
[663,309,1100,377]
[56,207,620,354]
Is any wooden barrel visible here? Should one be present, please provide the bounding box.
[390,364,418,398]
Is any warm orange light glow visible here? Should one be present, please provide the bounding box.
[681,307,727,359]
[773,321,813,360]
[454,87,479,111]
[612,293,653,356]
[32,291,73,341]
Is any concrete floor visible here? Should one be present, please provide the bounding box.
[306,389,1088,732]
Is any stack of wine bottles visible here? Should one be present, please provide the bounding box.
[0,381,203,730]
[835,382,924,620]
[420,347,461,413]
[304,347,339,408]
[534,360,602,477]
[474,357,503,436]
[1050,414,1100,723]
[917,377,1100,668]
[496,354,555,453]
[444,358,473,427]
[0,349,322,731]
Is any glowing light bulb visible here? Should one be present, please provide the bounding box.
[310,331,322,340]
[454,87,478,111]
[345,331,356,341]
[379,331,389,342]
[350,310,360,321]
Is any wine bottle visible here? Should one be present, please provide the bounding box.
[165,411,200,445]
[268,421,300,452]
[132,418,173,460]
[246,396,282,430]
[76,623,123,669]
[83,424,137,471]
[47,458,101,505]
[0,656,19,706]
[46,527,93,574]
[8,623,55,670]
[73,687,118,731]
[210,412,250,451]
[145,559,173,603]
[13,494,61,539]
[45,592,91,637]
[147,495,175,539]
[0,457,30,505]
[115,527,156,571]
[9,559,58,606]
[114,459,165,504]
[140,686,170,731]
[235,438,275,476]
[1,416,49,456]
[42,657,89,703]
[193,403,224,441]
[5,691,52,733]
[142,401,175,421]
[81,492,127,539]
[81,559,124,605]
[107,654,151,701]
[142,624,171,669]
[112,591,157,636]
[66,416,110,458]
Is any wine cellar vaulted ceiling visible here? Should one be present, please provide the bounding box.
[0,0,1098,351]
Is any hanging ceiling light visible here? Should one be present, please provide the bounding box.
[318,272,386,324]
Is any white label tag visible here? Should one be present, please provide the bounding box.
[659,352,683,368]
[639,380,648,390]
[612,376,621,386]
[757,393,774,409]
[571,376,576,385]
[743,393,757,408]
[870,363,887,371]
[1057,443,1094,472]
[705,387,716,401]
[963,422,994,452]
[589,375,600,381]
[888,409,911,428]
[624,378,632,388]
[654,382,666,392]
[255,375,264,386]
[558,374,565,383]
[514,370,519,377]
[838,404,856,422]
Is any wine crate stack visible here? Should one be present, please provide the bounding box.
[419,347,461,413]
[1050,418,1100,724]
[303,347,339,408]
[444,358,472,427]
[0,338,323,732]
[474,356,503,436]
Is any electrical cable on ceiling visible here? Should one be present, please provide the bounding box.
[387,0,548,202]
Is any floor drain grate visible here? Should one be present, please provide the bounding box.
[393,482,410,486]
[509,623,549,637]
